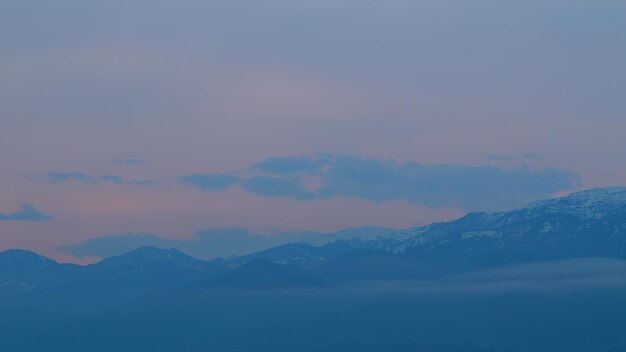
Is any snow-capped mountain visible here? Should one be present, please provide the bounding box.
[1,187,625,296]
[303,226,406,247]
[521,187,626,219]
[231,187,626,270]
[228,226,419,268]
[384,188,626,266]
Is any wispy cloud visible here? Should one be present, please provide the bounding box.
[181,154,580,211]
[241,176,306,197]
[44,172,153,187]
[180,174,240,191]
[0,204,53,222]
[253,157,321,175]
[46,172,123,184]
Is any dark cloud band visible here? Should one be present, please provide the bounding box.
[0,204,53,222]
[180,154,580,211]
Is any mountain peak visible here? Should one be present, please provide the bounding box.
[0,249,57,277]
[523,187,626,219]
[96,246,203,267]
[303,226,404,247]
[562,187,626,199]
[0,249,57,264]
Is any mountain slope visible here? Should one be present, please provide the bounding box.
[229,226,412,268]
[399,188,626,264]
[0,250,60,295]
[230,188,626,274]
[83,247,220,290]
[0,247,223,304]
[1,187,626,297]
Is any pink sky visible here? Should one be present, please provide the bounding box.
[1,0,625,261]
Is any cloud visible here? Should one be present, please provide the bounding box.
[46,172,123,184]
[181,154,580,211]
[0,204,53,222]
[58,229,318,260]
[241,176,307,197]
[44,172,153,187]
[252,157,322,175]
[129,179,157,187]
[180,174,240,191]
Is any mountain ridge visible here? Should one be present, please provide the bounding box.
[1,187,625,298]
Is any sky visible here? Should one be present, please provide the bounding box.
[1,0,625,262]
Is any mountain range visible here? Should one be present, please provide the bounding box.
[231,187,626,276]
[2,187,626,301]
[2,188,626,351]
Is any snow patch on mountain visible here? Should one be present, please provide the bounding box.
[523,187,626,219]
[303,227,406,246]
[462,231,500,240]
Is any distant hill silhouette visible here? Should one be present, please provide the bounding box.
[2,187,626,297]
